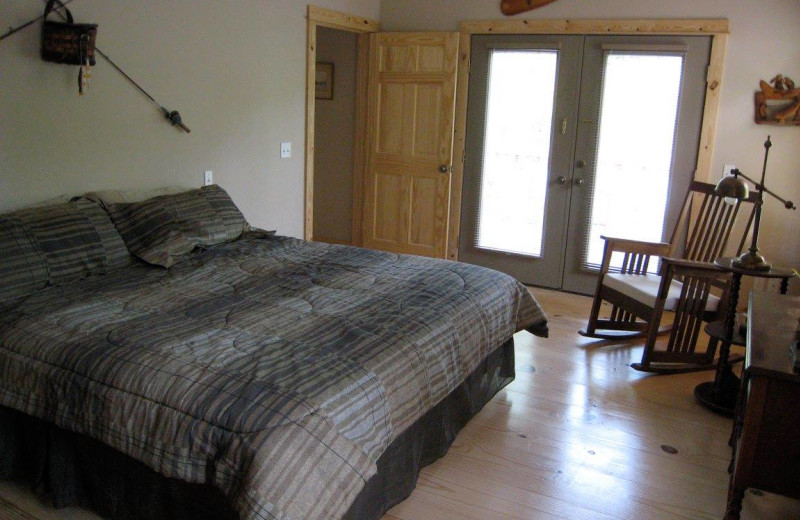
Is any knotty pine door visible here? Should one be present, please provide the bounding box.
[362,33,459,258]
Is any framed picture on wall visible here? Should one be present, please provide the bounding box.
[315,62,334,100]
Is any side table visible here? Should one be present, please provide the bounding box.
[693,257,793,416]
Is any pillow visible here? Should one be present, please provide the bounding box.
[0,215,49,303]
[84,185,190,205]
[70,197,133,268]
[105,186,249,268]
[106,198,197,268]
[198,185,250,240]
[0,199,132,304]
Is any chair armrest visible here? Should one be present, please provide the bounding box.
[600,235,671,256]
[659,257,726,271]
[596,236,671,275]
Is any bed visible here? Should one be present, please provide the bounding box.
[0,186,547,520]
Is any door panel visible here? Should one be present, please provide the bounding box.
[561,35,712,294]
[364,33,459,258]
[458,35,584,287]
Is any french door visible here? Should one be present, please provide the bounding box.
[458,34,711,294]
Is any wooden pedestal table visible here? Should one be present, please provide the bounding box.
[693,257,792,416]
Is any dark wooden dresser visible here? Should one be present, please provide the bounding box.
[724,292,800,520]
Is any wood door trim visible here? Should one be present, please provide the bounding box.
[460,18,729,35]
[351,33,370,246]
[305,6,379,241]
[308,6,380,33]
[447,18,730,260]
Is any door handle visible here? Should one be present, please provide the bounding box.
[439,164,450,174]
[556,175,567,185]
[574,178,585,186]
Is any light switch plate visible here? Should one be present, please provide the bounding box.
[204,171,213,186]
[280,142,292,159]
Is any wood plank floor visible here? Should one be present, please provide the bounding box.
[2,288,798,520]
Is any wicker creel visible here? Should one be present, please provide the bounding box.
[41,0,97,66]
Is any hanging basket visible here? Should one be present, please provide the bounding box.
[41,0,97,66]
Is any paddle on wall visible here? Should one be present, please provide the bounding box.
[500,0,560,15]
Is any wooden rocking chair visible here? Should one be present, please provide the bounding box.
[579,180,757,373]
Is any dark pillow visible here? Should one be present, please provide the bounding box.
[106,187,248,268]
[0,199,132,304]
[70,197,132,268]
[199,185,250,241]
[106,197,196,268]
[0,215,49,303]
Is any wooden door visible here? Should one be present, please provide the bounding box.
[362,33,459,258]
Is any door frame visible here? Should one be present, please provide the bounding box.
[447,18,730,261]
[304,6,380,242]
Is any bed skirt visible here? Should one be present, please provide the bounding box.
[0,337,515,520]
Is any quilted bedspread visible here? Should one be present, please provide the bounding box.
[0,235,547,520]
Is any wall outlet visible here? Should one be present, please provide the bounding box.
[204,170,213,186]
[280,142,292,159]
[722,164,736,179]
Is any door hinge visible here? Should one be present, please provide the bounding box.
[706,65,710,83]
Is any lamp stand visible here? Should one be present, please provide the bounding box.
[732,138,772,271]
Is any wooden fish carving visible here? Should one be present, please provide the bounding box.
[501,0,560,15]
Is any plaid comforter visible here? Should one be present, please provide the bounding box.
[0,236,547,520]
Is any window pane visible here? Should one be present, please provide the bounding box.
[585,53,684,270]
[476,50,558,257]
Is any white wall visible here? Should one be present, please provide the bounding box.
[0,0,380,238]
[381,0,800,273]
[313,27,358,244]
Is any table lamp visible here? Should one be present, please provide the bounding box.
[714,136,796,270]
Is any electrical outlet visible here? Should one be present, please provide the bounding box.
[204,171,213,186]
[280,142,292,159]
[722,164,736,179]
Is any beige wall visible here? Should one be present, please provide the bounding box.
[381,0,800,275]
[1,0,379,238]
[313,27,358,244]
[2,0,797,273]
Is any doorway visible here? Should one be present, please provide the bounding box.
[458,33,712,294]
[304,6,379,243]
[312,27,358,245]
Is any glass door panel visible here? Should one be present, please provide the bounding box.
[562,35,712,294]
[585,52,685,272]
[459,35,584,288]
[477,50,558,257]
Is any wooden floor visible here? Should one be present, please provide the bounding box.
[1,288,798,520]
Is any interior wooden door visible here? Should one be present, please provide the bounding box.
[362,33,459,258]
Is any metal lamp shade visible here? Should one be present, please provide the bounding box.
[714,174,750,200]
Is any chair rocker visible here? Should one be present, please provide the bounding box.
[579,180,757,373]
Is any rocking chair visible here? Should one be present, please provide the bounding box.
[579,180,758,373]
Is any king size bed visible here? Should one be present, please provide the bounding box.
[0,186,547,520]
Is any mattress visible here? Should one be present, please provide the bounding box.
[0,235,547,520]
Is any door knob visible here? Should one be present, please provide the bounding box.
[574,178,585,186]
[439,164,450,174]
[556,175,567,185]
